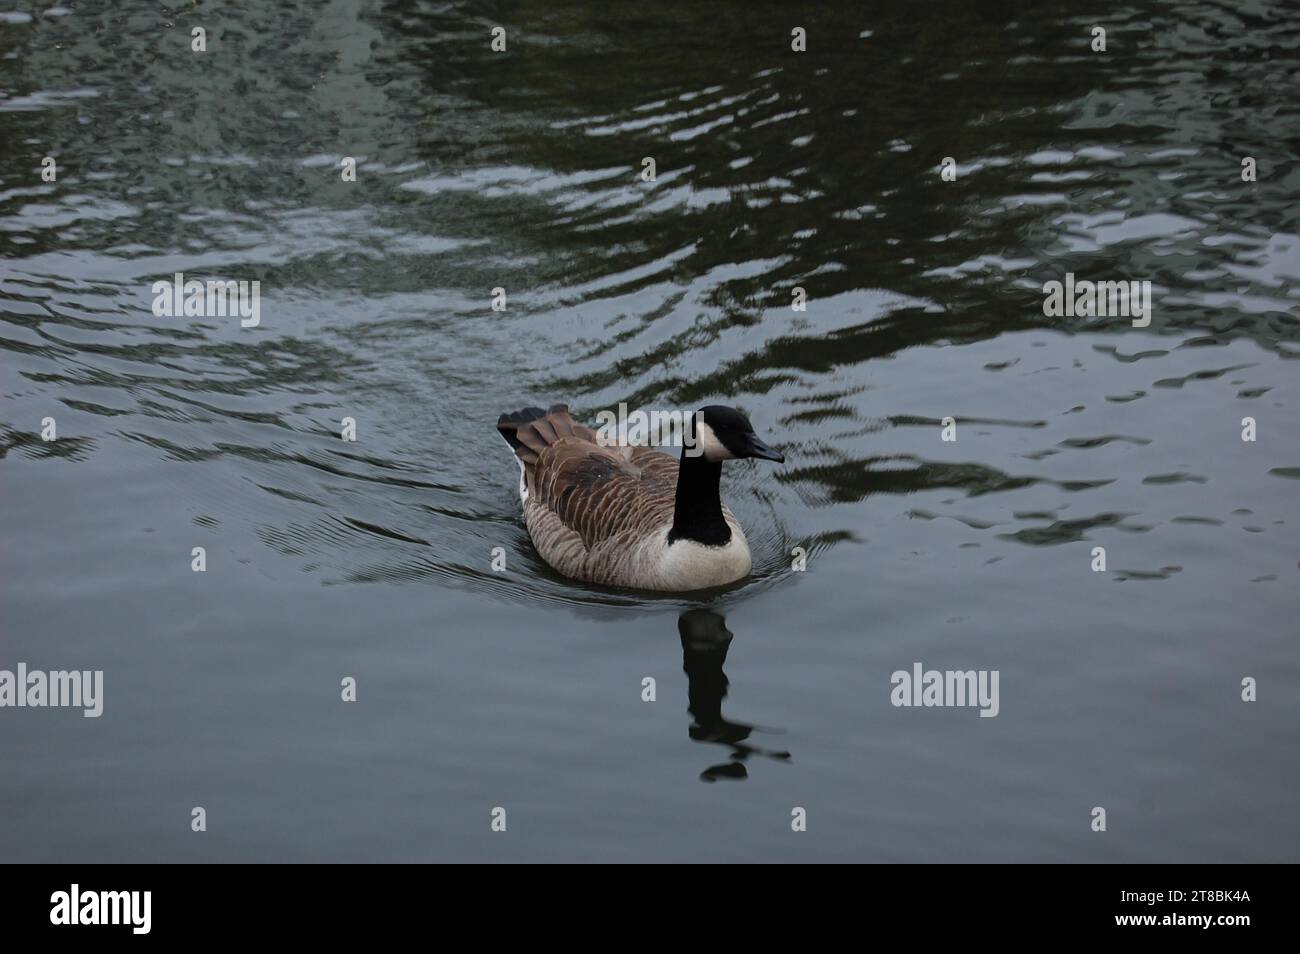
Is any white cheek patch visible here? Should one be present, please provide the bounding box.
[694,421,735,462]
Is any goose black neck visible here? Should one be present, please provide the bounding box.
[669,450,731,546]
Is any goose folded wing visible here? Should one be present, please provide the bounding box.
[534,442,677,550]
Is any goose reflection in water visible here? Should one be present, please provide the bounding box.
[678,609,791,782]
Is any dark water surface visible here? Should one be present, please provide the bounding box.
[2,1,1298,861]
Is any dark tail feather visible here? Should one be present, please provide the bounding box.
[496,406,549,452]
[497,405,595,467]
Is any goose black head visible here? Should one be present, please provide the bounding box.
[691,405,785,464]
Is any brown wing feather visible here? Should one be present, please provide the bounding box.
[628,444,680,482]
[535,440,678,549]
[500,404,680,551]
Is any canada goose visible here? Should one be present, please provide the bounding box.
[496,404,785,591]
